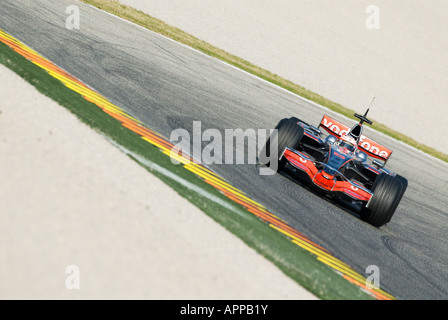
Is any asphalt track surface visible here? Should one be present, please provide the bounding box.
[1,0,447,299]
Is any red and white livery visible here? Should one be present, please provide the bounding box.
[261,109,408,227]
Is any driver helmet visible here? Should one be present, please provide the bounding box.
[339,135,357,152]
[325,135,337,145]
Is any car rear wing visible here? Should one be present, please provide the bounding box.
[319,115,393,162]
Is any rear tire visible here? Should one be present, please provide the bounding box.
[361,173,407,227]
[289,116,309,127]
[259,118,304,172]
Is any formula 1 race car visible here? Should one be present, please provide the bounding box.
[260,109,408,227]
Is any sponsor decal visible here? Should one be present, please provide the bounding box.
[320,115,392,160]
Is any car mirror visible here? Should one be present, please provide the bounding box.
[372,159,384,168]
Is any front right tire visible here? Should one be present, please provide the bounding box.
[361,173,408,227]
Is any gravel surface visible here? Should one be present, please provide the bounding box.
[0,64,317,299]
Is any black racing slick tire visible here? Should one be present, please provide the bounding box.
[361,173,407,227]
[259,118,304,172]
[289,117,310,127]
[385,174,408,223]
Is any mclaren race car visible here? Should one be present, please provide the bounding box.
[261,109,408,227]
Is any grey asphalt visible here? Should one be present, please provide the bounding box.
[1,0,447,299]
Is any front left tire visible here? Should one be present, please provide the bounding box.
[259,118,304,172]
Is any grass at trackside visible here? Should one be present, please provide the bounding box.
[0,42,375,300]
[80,0,448,164]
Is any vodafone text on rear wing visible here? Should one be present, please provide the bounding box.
[319,115,393,162]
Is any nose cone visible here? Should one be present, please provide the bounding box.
[313,171,335,190]
[325,147,349,176]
